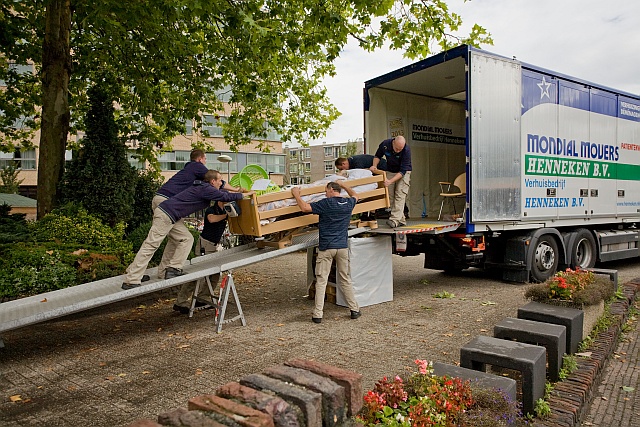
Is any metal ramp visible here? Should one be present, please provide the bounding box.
[0,227,369,346]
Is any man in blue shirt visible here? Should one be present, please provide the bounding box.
[291,181,361,323]
[122,170,252,290]
[371,136,412,228]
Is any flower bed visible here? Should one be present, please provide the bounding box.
[356,360,520,426]
[524,268,614,337]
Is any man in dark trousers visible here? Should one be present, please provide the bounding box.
[371,135,412,228]
[122,170,253,290]
[335,154,386,172]
[173,201,228,314]
[291,181,361,323]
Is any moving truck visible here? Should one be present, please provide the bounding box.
[364,44,640,282]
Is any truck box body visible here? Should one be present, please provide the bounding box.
[364,45,640,281]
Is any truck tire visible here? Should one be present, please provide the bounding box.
[530,235,559,282]
[571,229,597,269]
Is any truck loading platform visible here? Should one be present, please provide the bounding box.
[0,227,370,347]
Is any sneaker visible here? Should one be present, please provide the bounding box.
[121,282,141,290]
[350,310,362,319]
[142,274,151,282]
[398,221,406,227]
[386,219,397,228]
[312,317,322,324]
[173,304,190,315]
[165,267,184,279]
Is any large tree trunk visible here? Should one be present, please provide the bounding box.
[37,0,71,218]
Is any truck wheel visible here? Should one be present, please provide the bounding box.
[571,229,596,269]
[530,235,559,282]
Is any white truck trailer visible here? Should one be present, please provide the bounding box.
[364,45,640,282]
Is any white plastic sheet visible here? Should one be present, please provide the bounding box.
[336,235,393,307]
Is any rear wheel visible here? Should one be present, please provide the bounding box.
[530,235,559,282]
[571,229,597,269]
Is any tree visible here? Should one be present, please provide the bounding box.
[0,0,492,217]
[0,162,24,194]
[59,84,136,227]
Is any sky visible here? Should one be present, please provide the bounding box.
[293,0,640,147]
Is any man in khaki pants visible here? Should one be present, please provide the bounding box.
[291,181,361,323]
[122,170,252,290]
[371,135,412,228]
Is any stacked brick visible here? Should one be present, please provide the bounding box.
[126,359,363,427]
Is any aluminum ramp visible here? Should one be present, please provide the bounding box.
[0,227,369,346]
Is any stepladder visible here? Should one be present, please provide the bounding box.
[189,270,246,333]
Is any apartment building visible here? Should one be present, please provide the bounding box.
[285,139,364,185]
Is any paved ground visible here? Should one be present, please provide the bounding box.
[0,250,638,426]
[580,295,640,426]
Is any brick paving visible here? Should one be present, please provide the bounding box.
[0,252,638,426]
[580,283,640,427]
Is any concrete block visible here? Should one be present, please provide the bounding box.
[460,335,546,415]
[263,365,345,426]
[518,301,584,354]
[188,394,274,427]
[284,358,363,415]
[494,317,567,382]
[240,373,322,427]
[216,382,301,427]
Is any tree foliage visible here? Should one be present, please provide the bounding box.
[0,162,24,193]
[0,0,492,215]
[59,84,136,227]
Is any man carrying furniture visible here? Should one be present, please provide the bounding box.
[291,181,361,323]
[122,170,254,290]
[370,135,412,228]
[335,154,387,172]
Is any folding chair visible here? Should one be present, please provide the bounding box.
[437,172,466,220]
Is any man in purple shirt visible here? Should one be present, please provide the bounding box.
[122,170,253,290]
[151,149,242,280]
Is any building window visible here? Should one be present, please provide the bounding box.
[185,119,193,135]
[304,162,311,172]
[334,145,347,158]
[324,161,334,171]
[127,151,145,170]
[208,152,238,176]
[305,176,311,184]
[324,147,333,157]
[202,114,226,137]
[0,149,36,170]
[266,155,285,174]
[289,150,298,160]
[158,150,190,171]
[290,164,298,175]
[298,151,305,161]
[290,177,299,185]
[304,149,311,158]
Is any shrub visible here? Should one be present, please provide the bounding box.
[127,169,162,233]
[0,203,31,243]
[30,204,133,261]
[0,246,77,300]
[357,360,519,426]
[525,268,614,306]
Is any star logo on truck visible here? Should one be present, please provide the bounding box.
[537,76,552,100]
